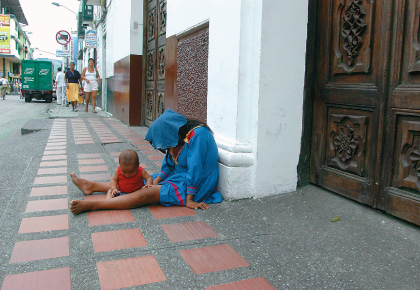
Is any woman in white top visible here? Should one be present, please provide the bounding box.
[81,58,101,113]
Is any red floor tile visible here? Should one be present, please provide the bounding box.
[136,144,153,149]
[40,160,67,167]
[47,138,67,143]
[37,167,67,175]
[161,221,219,242]
[80,173,111,181]
[205,278,276,290]
[46,142,66,146]
[97,256,166,289]
[44,146,66,151]
[85,196,135,226]
[148,205,196,219]
[75,141,95,145]
[78,158,105,165]
[19,214,69,233]
[10,237,70,263]
[26,198,68,212]
[113,157,119,163]
[30,186,68,197]
[79,165,109,172]
[148,155,164,161]
[110,152,121,156]
[142,150,160,155]
[92,229,148,253]
[155,161,163,167]
[179,244,250,274]
[77,153,101,158]
[42,154,67,161]
[140,163,148,169]
[33,175,67,185]
[2,267,71,290]
[87,210,135,226]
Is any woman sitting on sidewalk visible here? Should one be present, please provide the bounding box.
[70,109,222,214]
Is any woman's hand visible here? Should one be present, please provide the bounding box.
[142,184,154,189]
[86,80,90,84]
[186,200,209,210]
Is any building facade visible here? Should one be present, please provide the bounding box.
[77,0,420,226]
[0,14,31,82]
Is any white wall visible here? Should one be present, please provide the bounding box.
[166,0,308,199]
[255,0,307,196]
[130,0,143,55]
[104,0,142,79]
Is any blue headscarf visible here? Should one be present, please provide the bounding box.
[145,109,187,150]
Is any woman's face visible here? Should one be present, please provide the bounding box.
[89,59,94,66]
[70,63,75,70]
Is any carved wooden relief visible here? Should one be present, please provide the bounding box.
[156,92,165,119]
[404,0,420,73]
[147,51,155,81]
[326,110,369,176]
[394,117,420,192]
[159,0,166,36]
[146,90,154,122]
[148,8,156,42]
[333,0,373,74]
[158,46,166,80]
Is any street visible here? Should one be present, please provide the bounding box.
[0,94,55,140]
[0,99,418,289]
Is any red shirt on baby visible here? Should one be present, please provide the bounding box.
[117,165,144,193]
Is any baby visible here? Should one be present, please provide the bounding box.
[70,149,153,198]
[107,149,153,199]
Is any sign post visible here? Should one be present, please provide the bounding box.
[56,30,71,45]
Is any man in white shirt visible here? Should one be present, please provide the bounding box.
[55,67,66,105]
[0,76,9,100]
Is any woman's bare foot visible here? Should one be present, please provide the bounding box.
[70,173,93,195]
[70,200,92,214]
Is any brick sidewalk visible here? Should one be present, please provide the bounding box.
[2,117,275,290]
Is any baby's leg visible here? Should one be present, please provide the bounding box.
[70,185,161,214]
[70,173,110,194]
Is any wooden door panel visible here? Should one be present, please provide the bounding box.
[322,86,378,107]
[377,0,420,224]
[311,0,384,206]
[144,0,166,126]
[329,0,376,79]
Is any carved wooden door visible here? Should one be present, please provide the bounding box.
[311,0,420,225]
[378,0,420,225]
[144,0,166,126]
[311,0,387,206]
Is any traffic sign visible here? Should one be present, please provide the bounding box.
[56,30,71,45]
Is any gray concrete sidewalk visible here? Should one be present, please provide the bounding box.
[0,109,418,289]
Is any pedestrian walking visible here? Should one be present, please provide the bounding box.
[65,62,83,112]
[0,76,9,100]
[10,81,14,94]
[81,58,101,113]
[55,67,66,105]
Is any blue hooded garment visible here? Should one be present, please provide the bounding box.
[145,109,187,150]
[144,109,222,207]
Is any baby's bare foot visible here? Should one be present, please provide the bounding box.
[70,200,92,214]
[70,173,93,195]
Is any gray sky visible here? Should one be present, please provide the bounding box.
[19,0,80,59]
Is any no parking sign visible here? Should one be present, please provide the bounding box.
[56,30,71,45]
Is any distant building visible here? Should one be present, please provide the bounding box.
[0,1,31,83]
